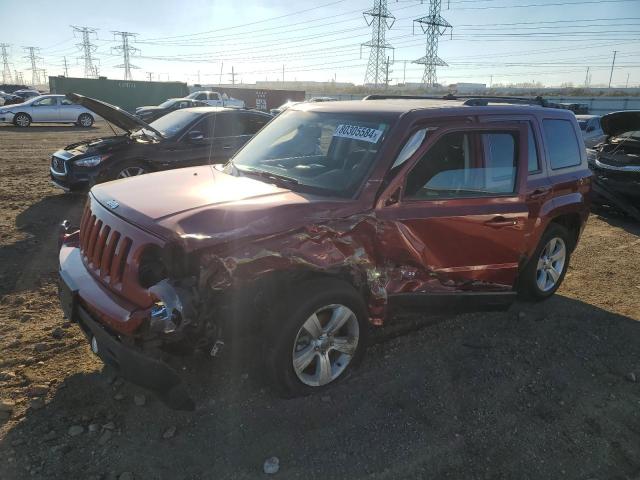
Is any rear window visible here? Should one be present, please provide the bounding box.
[543,119,582,170]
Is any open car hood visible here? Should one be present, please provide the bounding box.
[66,93,163,137]
[600,111,640,137]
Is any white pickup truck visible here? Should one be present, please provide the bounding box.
[186,91,245,108]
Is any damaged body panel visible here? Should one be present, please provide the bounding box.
[588,110,640,221]
[59,98,591,403]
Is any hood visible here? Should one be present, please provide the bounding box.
[600,111,640,137]
[90,165,360,251]
[66,93,163,137]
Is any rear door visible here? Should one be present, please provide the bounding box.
[59,97,81,122]
[376,122,529,306]
[30,96,59,122]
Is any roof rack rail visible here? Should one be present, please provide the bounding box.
[362,93,552,107]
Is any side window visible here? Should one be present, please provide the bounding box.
[196,93,207,101]
[212,113,234,137]
[238,114,269,135]
[189,116,214,140]
[34,97,57,106]
[543,119,582,170]
[405,131,518,200]
[60,98,73,106]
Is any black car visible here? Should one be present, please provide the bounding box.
[135,98,208,123]
[50,93,272,192]
[588,110,640,220]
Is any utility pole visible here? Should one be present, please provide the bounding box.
[111,31,140,81]
[361,0,395,88]
[626,73,630,88]
[584,66,590,88]
[63,56,69,77]
[146,72,153,82]
[219,62,224,85]
[71,26,99,78]
[23,47,43,86]
[15,70,23,85]
[384,56,392,88]
[197,70,200,84]
[413,0,452,87]
[1,44,12,84]
[402,60,407,85]
[489,74,493,88]
[282,64,285,83]
[229,66,236,86]
[608,50,617,89]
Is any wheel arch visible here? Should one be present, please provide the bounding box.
[13,112,32,125]
[549,212,582,251]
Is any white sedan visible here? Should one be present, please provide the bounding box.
[0,94,96,127]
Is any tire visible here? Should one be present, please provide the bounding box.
[110,160,149,181]
[266,278,369,397]
[77,113,94,128]
[519,223,571,301]
[13,113,31,127]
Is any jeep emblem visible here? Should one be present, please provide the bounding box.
[105,200,119,209]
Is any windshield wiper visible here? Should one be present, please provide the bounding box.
[238,166,299,186]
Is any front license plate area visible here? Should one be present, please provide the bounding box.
[58,270,78,320]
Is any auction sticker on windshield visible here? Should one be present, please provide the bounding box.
[334,124,384,143]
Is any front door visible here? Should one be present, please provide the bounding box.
[376,123,529,303]
[30,96,59,122]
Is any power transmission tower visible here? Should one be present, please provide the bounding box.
[361,0,395,87]
[71,26,99,78]
[23,46,43,86]
[384,56,392,88]
[413,0,451,87]
[111,31,140,81]
[146,72,153,82]
[229,66,237,85]
[63,56,69,76]
[1,44,12,84]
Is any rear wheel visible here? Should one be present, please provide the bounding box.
[77,113,94,128]
[519,223,571,300]
[13,113,31,127]
[266,278,369,397]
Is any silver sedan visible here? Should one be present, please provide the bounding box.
[0,94,97,127]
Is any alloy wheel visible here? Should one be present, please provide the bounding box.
[536,237,566,292]
[79,115,92,127]
[117,166,146,178]
[15,114,30,127]
[292,304,360,387]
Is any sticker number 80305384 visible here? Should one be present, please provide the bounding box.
[333,124,384,143]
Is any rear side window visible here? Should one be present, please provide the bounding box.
[527,124,540,173]
[543,119,582,170]
[238,113,269,135]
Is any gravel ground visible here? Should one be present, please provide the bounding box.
[0,123,639,480]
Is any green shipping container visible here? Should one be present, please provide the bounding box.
[49,76,189,113]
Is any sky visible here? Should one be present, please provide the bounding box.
[1,0,639,88]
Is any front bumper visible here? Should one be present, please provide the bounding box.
[590,161,640,200]
[50,154,97,192]
[59,243,194,410]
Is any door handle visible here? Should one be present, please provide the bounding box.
[528,187,551,199]
[484,216,518,228]
[222,146,232,150]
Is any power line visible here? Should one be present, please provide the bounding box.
[413,0,451,87]
[362,0,395,87]
[1,44,12,84]
[71,26,99,78]
[111,31,140,81]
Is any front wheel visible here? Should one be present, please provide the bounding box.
[519,223,571,300]
[13,113,31,127]
[77,113,94,128]
[112,161,148,180]
[266,278,369,397]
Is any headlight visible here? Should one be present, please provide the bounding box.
[0,109,10,114]
[74,154,110,167]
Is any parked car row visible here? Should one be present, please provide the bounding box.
[55,93,593,408]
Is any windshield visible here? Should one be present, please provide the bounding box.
[148,109,202,137]
[158,99,176,108]
[227,109,390,197]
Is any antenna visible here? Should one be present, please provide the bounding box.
[361,0,395,88]
[413,0,451,87]
[1,44,12,84]
[111,31,140,81]
[71,26,99,78]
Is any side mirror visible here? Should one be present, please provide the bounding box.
[187,131,205,142]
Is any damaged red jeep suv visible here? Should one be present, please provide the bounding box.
[58,96,591,408]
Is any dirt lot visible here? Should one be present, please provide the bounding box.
[1,123,639,480]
